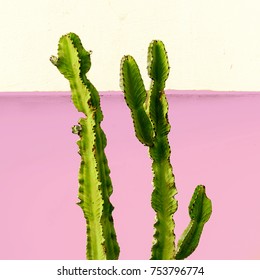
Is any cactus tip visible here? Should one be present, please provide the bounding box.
[50,55,58,66]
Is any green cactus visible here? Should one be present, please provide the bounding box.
[50,33,120,260]
[175,185,212,260]
[120,40,212,260]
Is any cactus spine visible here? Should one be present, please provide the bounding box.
[120,40,212,259]
[50,33,120,260]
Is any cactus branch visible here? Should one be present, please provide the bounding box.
[51,33,120,260]
[175,185,212,260]
[120,40,178,260]
[120,40,212,260]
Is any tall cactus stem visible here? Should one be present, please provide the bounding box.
[51,33,120,260]
[120,40,212,260]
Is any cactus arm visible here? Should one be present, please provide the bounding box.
[147,40,170,88]
[88,79,120,260]
[50,34,90,115]
[147,41,178,260]
[175,185,212,260]
[76,117,106,259]
[120,40,178,259]
[120,55,154,146]
[51,33,119,259]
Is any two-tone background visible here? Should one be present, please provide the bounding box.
[1,0,260,259]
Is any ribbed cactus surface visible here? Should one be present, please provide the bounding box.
[120,40,212,260]
[51,33,120,260]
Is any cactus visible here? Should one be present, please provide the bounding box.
[120,40,212,259]
[50,33,120,260]
[175,185,212,260]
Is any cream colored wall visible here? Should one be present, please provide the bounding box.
[1,0,260,91]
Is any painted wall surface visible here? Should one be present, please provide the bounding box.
[1,0,260,261]
[1,91,260,260]
[1,0,260,91]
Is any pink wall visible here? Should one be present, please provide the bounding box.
[0,91,260,259]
